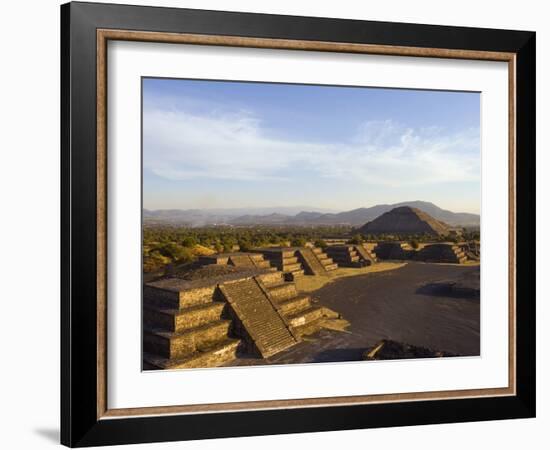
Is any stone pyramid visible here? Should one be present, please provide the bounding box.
[358,206,450,236]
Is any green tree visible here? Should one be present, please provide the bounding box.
[181,236,198,248]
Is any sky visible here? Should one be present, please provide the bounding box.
[143,78,481,214]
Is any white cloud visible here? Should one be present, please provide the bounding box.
[143,102,480,187]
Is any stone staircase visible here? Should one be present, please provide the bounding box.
[325,245,373,267]
[219,276,297,358]
[357,244,378,263]
[459,242,480,261]
[298,248,338,275]
[258,272,340,338]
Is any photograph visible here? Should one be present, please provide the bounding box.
[141,78,482,370]
[56,2,537,446]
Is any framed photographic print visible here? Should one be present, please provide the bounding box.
[60,2,536,447]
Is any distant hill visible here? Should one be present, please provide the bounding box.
[143,206,336,227]
[358,206,451,236]
[144,201,479,228]
[229,201,479,227]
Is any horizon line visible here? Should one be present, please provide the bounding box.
[142,201,480,216]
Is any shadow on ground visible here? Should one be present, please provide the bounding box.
[311,347,366,363]
[34,428,59,444]
[415,282,479,300]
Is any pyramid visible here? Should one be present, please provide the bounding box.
[358,206,450,236]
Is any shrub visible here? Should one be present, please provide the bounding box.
[155,242,195,264]
[238,239,253,252]
[347,234,364,245]
[314,239,327,249]
[290,237,307,247]
[143,250,171,273]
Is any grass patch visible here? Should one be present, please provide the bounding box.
[295,262,408,293]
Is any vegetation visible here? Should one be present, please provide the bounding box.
[314,239,328,250]
[143,224,352,273]
[142,224,481,274]
[347,234,364,245]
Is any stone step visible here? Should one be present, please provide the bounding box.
[281,262,303,272]
[144,285,217,310]
[319,257,334,265]
[276,295,311,315]
[144,302,226,332]
[219,279,296,358]
[256,271,285,286]
[283,269,304,281]
[292,317,325,338]
[228,254,256,268]
[312,247,323,254]
[281,256,299,265]
[254,260,272,269]
[246,325,291,343]
[143,338,241,370]
[324,263,338,271]
[253,326,294,344]
[262,249,296,259]
[267,282,298,301]
[248,253,266,261]
[143,319,232,359]
[332,254,360,263]
[327,248,358,256]
[286,306,325,328]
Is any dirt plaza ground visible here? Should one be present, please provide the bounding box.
[229,262,480,366]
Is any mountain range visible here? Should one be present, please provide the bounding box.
[144,201,479,228]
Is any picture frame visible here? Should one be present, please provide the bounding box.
[60,1,536,447]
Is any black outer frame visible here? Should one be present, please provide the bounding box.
[60,1,536,447]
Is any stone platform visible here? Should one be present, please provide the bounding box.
[143,264,341,370]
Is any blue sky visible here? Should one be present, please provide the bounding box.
[143,78,480,213]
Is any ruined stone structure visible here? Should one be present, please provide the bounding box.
[325,244,377,267]
[143,255,341,369]
[359,206,451,236]
[254,248,305,280]
[373,242,415,260]
[415,243,468,264]
[373,242,469,264]
[459,241,480,261]
[198,252,272,270]
[256,247,338,278]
